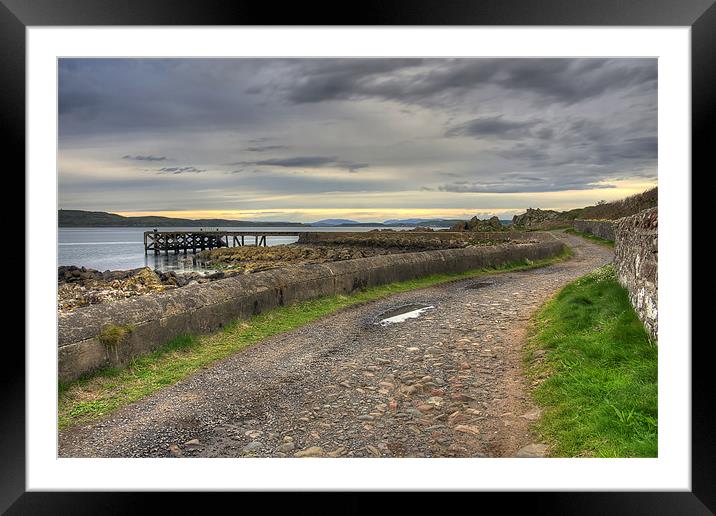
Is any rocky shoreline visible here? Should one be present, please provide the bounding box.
[58,237,531,313]
[58,265,239,312]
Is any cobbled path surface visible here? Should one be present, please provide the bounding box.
[59,233,612,458]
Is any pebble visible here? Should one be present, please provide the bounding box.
[520,408,541,421]
[515,443,549,458]
[454,424,481,436]
[294,446,325,458]
[366,445,381,457]
[277,442,295,453]
[327,446,347,457]
[242,441,263,453]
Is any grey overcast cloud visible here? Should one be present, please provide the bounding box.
[58,58,657,222]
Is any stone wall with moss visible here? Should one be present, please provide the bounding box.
[613,207,658,341]
[573,219,616,241]
[58,235,565,383]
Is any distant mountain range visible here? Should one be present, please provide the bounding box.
[58,210,307,228]
[58,210,476,228]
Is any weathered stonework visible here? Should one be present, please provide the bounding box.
[58,233,565,383]
[573,219,616,241]
[613,207,658,341]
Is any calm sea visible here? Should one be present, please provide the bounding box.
[58,226,412,272]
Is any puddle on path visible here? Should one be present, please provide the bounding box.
[376,303,435,326]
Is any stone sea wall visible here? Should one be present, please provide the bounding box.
[613,207,658,341]
[573,219,616,241]
[58,234,565,383]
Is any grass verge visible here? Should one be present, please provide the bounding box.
[564,228,614,247]
[524,264,657,457]
[59,247,572,430]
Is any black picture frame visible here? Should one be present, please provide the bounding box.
[5,0,710,512]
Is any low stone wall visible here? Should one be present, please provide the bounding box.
[573,219,615,241]
[58,235,565,383]
[613,207,658,341]
[296,230,542,246]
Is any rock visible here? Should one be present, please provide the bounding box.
[424,396,442,408]
[454,424,481,436]
[294,446,325,458]
[242,441,263,453]
[168,444,182,457]
[276,442,295,453]
[512,208,563,229]
[365,445,381,457]
[184,438,201,446]
[357,415,374,421]
[515,443,549,458]
[450,215,505,232]
[402,385,420,396]
[520,408,541,421]
[327,446,346,457]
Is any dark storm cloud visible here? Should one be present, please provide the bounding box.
[284,59,426,103]
[490,114,657,174]
[123,154,168,161]
[231,156,370,172]
[282,58,656,107]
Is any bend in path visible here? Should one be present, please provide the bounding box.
[59,233,612,458]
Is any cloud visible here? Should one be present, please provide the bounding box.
[244,145,291,152]
[445,116,538,139]
[284,59,426,103]
[439,177,616,194]
[279,58,656,108]
[58,58,657,213]
[231,156,370,172]
[157,166,206,174]
[123,154,168,161]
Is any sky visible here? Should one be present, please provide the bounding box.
[58,58,657,222]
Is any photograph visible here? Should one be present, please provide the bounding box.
[56,57,659,460]
[4,1,707,507]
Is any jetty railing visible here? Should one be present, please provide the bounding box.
[143,230,303,255]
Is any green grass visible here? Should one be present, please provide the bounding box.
[564,228,615,247]
[58,248,572,429]
[524,264,657,457]
[98,323,134,348]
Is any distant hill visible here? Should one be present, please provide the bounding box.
[312,217,480,227]
[563,187,658,220]
[310,219,363,226]
[511,187,658,229]
[380,218,464,227]
[58,210,307,228]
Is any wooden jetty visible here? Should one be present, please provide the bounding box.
[143,229,302,255]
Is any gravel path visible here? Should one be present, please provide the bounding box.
[59,233,612,458]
